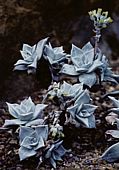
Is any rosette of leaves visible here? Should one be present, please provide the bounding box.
[14,37,48,74]
[89,8,113,30]
[19,125,48,160]
[98,53,119,84]
[101,96,119,162]
[44,140,66,168]
[47,81,84,105]
[60,42,103,87]
[60,43,119,87]
[3,97,47,127]
[67,90,97,128]
[44,43,68,81]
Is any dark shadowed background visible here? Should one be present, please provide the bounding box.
[0,0,119,101]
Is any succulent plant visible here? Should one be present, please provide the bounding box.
[19,125,48,160]
[67,90,97,128]
[3,97,47,127]
[14,37,48,74]
[44,140,66,168]
[60,43,119,87]
[44,43,67,65]
[47,81,83,103]
[43,43,68,81]
[60,42,103,87]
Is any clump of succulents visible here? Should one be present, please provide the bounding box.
[2,8,119,169]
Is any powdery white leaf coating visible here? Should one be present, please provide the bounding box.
[4,97,47,127]
[45,140,66,168]
[44,43,67,65]
[67,90,97,128]
[60,42,119,87]
[19,125,48,161]
[47,81,84,103]
[14,37,48,73]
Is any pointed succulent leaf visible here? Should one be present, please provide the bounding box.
[14,37,48,72]
[33,104,47,119]
[75,90,90,105]
[25,119,44,127]
[19,126,34,144]
[3,119,27,127]
[45,140,66,168]
[108,96,119,108]
[19,146,36,161]
[35,125,48,141]
[79,72,97,87]
[82,42,93,52]
[101,142,119,162]
[44,43,66,65]
[6,102,20,118]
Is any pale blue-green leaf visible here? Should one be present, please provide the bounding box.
[101,142,119,162]
[21,136,35,149]
[67,104,79,118]
[34,137,45,150]
[60,64,79,76]
[52,152,63,161]
[50,157,56,169]
[14,64,28,71]
[14,59,31,66]
[108,108,119,114]
[79,72,97,87]
[76,115,89,127]
[108,96,119,108]
[82,104,97,115]
[83,49,94,65]
[82,42,93,52]
[33,104,47,119]
[6,102,19,118]
[19,146,36,161]
[19,126,34,144]
[87,59,103,73]
[35,125,48,141]
[3,119,26,127]
[75,90,90,105]
[19,112,33,121]
[22,44,32,55]
[71,44,83,58]
[56,144,66,157]
[26,119,44,127]
[103,76,118,84]
[36,37,48,60]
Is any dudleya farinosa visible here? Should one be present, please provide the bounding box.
[14,37,48,74]
[44,43,68,81]
[67,89,97,128]
[19,125,48,160]
[60,42,119,87]
[4,97,47,127]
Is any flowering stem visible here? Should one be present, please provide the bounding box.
[94,29,101,60]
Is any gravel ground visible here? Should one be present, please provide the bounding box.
[1,72,119,170]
